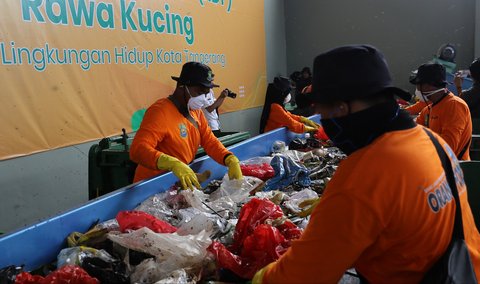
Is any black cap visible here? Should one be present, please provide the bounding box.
[311,45,411,103]
[273,76,292,93]
[409,63,447,87]
[171,62,219,88]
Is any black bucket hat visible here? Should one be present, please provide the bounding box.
[273,76,293,94]
[409,63,447,87]
[171,62,219,88]
[311,45,411,103]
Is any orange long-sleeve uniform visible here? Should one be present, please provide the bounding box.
[405,101,428,115]
[260,125,480,283]
[416,93,472,160]
[264,103,305,133]
[130,98,232,182]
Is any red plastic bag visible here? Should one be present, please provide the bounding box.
[15,265,99,284]
[314,126,329,141]
[116,210,177,233]
[208,224,290,279]
[231,198,284,253]
[208,198,303,279]
[240,163,275,181]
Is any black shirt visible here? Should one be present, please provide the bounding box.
[462,82,480,119]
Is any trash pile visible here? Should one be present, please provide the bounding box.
[2,138,349,284]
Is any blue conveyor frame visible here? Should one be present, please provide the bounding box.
[0,116,319,271]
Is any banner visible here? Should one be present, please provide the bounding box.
[0,0,267,160]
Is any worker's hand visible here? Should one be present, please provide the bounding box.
[157,154,201,190]
[297,197,321,217]
[454,73,464,89]
[224,154,243,180]
[304,126,317,133]
[300,116,320,129]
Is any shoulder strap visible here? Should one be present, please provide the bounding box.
[423,128,465,240]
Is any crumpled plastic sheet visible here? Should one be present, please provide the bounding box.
[97,218,120,232]
[263,154,311,191]
[154,269,194,284]
[282,189,319,214]
[57,246,116,268]
[175,207,234,239]
[131,260,197,284]
[107,228,211,281]
[178,176,262,219]
[240,156,273,166]
[134,192,177,224]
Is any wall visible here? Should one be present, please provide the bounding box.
[284,0,476,92]
[0,0,287,234]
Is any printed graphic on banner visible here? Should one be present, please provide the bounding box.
[0,0,267,160]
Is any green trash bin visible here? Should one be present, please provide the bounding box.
[88,129,137,200]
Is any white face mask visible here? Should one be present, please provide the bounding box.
[284,93,291,104]
[185,86,208,110]
[415,88,445,102]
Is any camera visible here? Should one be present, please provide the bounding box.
[225,88,237,98]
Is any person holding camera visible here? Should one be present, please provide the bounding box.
[202,88,236,136]
[259,76,320,134]
[130,62,243,190]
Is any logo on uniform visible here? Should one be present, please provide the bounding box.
[179,123,188,138]
[207,70,213,82]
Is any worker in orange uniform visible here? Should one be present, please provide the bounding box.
[259,76,320,134]
[130,62,243,190]
[410,63,472,160]
[253,45,480,283]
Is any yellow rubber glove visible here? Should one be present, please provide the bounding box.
[157,154,201,190]
[304,125,317,133]
[252,262,275,284]
[297,197,321,217]
[224,154,243,180]
[300,116,320,129]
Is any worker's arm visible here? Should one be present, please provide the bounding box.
[405,101,428,116]
[438,102,471,157]
[268,104,306,133]
[205,90,227,113]
[454,74,464,97]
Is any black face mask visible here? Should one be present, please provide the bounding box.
[320,100,414,155]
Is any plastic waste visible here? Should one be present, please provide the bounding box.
[81,257,129,284]
[207,199,302,279]
[108,228,211,280]
[130,260,196,284]
[263,155,311,191]
[0,265,23,284]
[134,192,176,223]
[283,189,319,214]
[240,163,275,181]
[57,246,116,269]
[15,265,99,284]
[116,210,177,233]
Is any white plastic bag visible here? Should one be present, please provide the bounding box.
[108,228,211,280]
